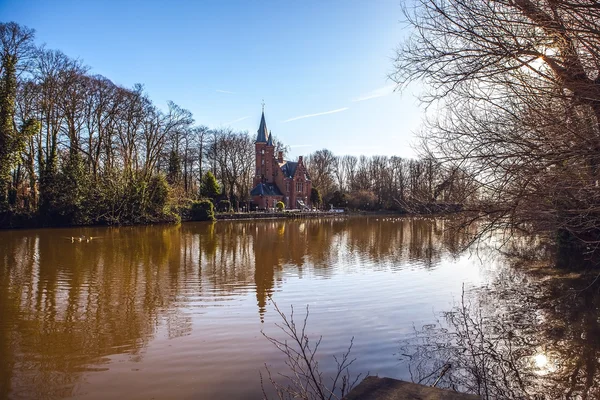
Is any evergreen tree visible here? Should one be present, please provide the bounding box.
[200,171,220,200]
[310,188,322,208]
[167,149,181,185]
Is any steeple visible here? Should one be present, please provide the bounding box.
[256,110,268,143]
[267,132,273,146]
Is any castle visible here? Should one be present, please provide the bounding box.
[250,110,312,210]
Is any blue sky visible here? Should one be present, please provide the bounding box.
[0,0,423,159]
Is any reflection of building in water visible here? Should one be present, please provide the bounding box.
[253,222,279,321]
[0,217,469,398]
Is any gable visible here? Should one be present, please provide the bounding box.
[293,162,310,181]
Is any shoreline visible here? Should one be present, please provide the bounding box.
[215,211,347,220]
[0,209,465,230]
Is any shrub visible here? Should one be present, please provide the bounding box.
[348,190,377,210]
[191,199,215,221]
[147,174,171,216]
[276,201,285,211]
[218,199,232,212]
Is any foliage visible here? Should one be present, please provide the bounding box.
[276,201,285,211]
[200,171,221,199]
[217,199,231,213]
[347,190,376,211]
[191,199,215,221]
[43,151,90,225]
[167,149,181,185]
[328,191,348,209]
[310,188,321,207]
[0,23,35,210]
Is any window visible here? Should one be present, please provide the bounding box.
[261,149,264,154]
[261,159,264,165]
[286,181,290,193]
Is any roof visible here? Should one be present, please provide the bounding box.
[279,161,298,178]
[256,111,268,143]
[250,182,283,196]
[279,161,311,180]
[267,132,273,146]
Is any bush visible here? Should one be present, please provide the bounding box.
[329,191,348,209]
[348,190,377,210]
[84,173,178,225]
[146,174,171,215]
[276,201,285,211]
[191,199,215,221]
[218,199,232,212]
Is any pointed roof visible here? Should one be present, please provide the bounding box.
[256,111,268,143]
[267,132,273,146]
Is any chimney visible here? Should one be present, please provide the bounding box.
[278,151,284,163]
[298,156,303,163]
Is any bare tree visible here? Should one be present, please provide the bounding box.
[305,149,337,199]
[392,0,600,262]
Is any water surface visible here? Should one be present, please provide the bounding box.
[0,217,574,399]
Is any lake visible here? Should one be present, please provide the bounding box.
[0,217,597,399]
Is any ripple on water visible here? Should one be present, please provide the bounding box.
[0,217,489,400]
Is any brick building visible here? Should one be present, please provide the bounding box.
[250,111,312,210]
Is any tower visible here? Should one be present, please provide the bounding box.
[254,110,275,185]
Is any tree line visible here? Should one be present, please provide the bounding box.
[304,149,476,211]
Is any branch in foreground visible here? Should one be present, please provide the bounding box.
[261,300,363,400]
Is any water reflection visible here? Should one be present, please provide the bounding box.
[400,243,600,399]
[0,217,473,399]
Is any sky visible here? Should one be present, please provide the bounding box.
[0,0,424,159]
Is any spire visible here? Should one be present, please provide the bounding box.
[267,132,273,146]
[256,109,268,143]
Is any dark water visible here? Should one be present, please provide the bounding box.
[0,217,597,399]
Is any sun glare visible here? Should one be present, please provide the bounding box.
[534,353,548,368]
[533,352,557,376]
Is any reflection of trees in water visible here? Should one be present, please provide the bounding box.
[401,254,600,399]
[342,217,469,270]
[0,226,183,398]
[0,217,469,398]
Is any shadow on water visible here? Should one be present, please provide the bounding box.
[400,237,600,400]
